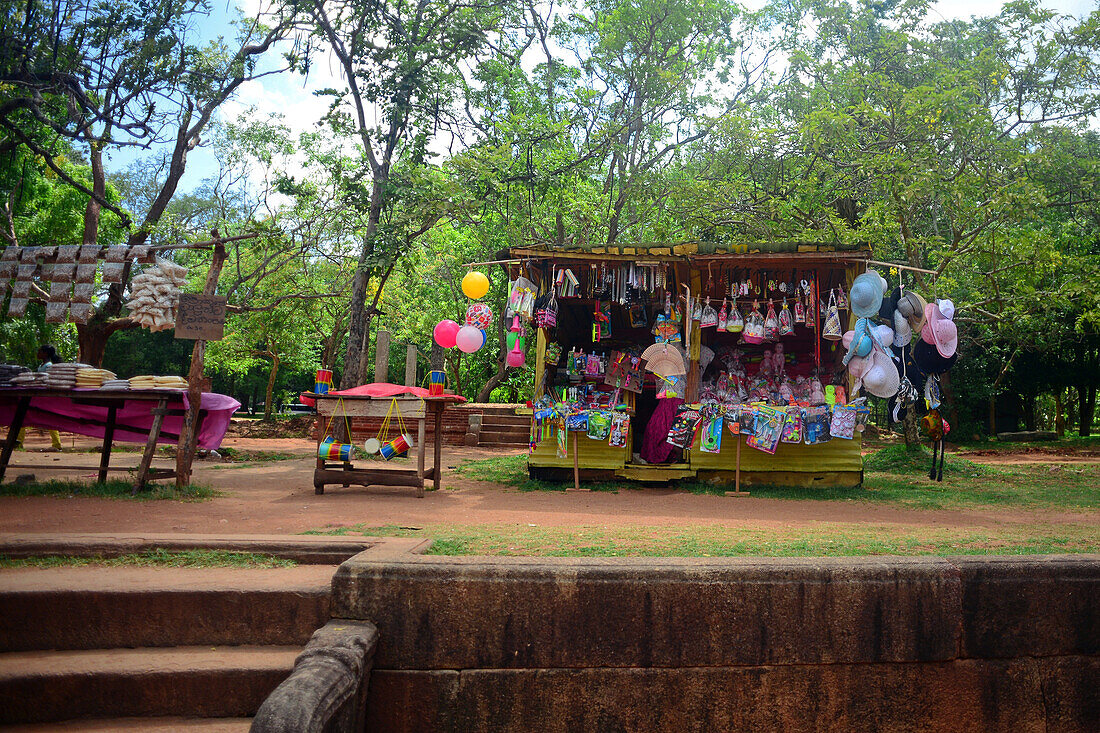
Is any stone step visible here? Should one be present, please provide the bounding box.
[480,415,531,428]
[0,716,253,732]
[0,566,334,652]
[478,430,530,446]
[0,646,298,725]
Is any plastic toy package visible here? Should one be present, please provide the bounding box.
[748,404,785,454]
[699,417,723,453]
[608,412,630,447]
[587,410,612,441]
[781,407,803,443]
[803,406,831,445]
[666,407,702,449]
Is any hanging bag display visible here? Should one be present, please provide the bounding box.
[822,290,843,341]
[763,300,780,341]
[716,299,728,332]
[535,289,558,328]
[727,300,744,333]
[742,301,765,344]
[778,299,794,336]
[700,297,719,328]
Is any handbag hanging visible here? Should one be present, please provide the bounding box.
[822,289,843,341]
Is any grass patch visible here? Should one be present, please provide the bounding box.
[0,549,295,569]
[0,478,217,501]
[451,454,623,492]
[454,450,1100,512]
[215,447,301,462]
[300,522,1099,557]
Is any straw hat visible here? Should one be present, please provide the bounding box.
[896,290,928,333]
[641,342,686,377]
[861,347,901,398]
[850,272,884,318]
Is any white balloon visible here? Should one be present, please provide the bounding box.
[456,325,484,353]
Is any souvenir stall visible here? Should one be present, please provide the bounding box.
[508,243,894,488]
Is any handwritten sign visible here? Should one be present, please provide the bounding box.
[175,294,227,341]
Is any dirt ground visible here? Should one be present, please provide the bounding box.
[0,428,1094,537]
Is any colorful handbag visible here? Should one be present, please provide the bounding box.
[822,291,843,341]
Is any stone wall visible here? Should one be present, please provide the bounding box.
[331,554,1099,732]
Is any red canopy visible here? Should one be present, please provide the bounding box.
[298,382,465,407]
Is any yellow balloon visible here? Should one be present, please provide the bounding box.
[462,271,490,300]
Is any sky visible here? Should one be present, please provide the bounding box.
[102,0,1099,199]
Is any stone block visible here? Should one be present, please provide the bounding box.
[363,658,1085,733]
[955,555,1100,659]
[333,556,961,669]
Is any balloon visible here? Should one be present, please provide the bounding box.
[465,303,493,330]
[462,271,490,300]
[478,328,487,348]
[456,325,484,353]
[433,319,460,349]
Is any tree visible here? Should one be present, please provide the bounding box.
[1,0,294,364]
[288,0,524,388]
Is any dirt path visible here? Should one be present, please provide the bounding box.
[1,436,1091,536]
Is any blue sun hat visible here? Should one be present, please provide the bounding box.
[850,272,884,318]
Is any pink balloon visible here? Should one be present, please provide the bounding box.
[456,325,484,353]
[433,319,460,349]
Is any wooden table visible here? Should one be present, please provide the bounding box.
[0,388,199,490]
[311,393,463,497]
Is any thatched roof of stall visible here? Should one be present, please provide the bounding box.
[511,239,871,263]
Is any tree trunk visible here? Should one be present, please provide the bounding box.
[1055,390,1065,437]
[988,398,996,436]
[1079,384,1096,437]
[903,408,921,448]
[341,266,371,389]
[263,352,280,422]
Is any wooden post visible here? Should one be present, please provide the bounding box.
[175,230,227,487]
[98,405,116,484]
[405,344,417,387]
[725,434,750,497]
[374,329,390,384]
[573,432,580,490]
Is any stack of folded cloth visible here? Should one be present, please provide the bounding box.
[10,371,48,387]
[76,367,117,388]
[0,364,30,386]
[99,379,131,390]
[130,375,188,390]
[45,363,90,389]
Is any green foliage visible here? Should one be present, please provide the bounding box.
[0,550,295,569]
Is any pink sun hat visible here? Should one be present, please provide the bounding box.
[920,301,958,358]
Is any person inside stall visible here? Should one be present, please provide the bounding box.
[17,344,63,451]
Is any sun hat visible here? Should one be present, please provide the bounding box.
[920,302,958,358]
[847,353,871,381]
[850,272,884,318]
[913,337,957,375]
[896,290,927,333]
[873,323,895,347]
[861,347,901,398]
[893,310,912,347]
[641,342,686,377]
[842,327,873,359]
[936,299,955,320]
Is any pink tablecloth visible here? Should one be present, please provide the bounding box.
[0,391,240,450]
[298,382,466,407]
